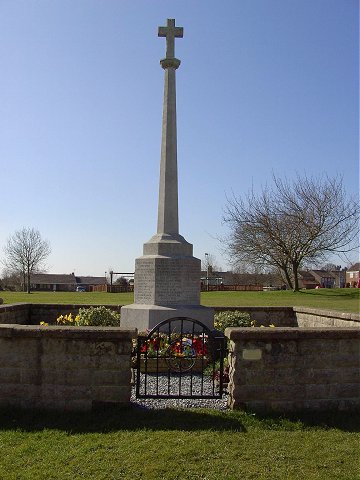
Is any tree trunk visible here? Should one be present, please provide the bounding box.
[280,266,293,290]
[27,269,31,294]
[292,263,300,292]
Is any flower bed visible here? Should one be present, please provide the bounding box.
[138,332,209,373]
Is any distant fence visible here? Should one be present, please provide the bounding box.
[201,285,263,292]
[91,285,134,293]
[91,284,263,293]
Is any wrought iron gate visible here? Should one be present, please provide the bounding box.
[135,317,227,399]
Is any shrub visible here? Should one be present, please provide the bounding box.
[214,310,252,332]
[77,306,121,327]
[55,307,121,327]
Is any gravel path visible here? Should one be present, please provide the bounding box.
[130,371,229,410]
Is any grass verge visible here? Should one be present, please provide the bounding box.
[0,406,359,480]
[0,289,359,313]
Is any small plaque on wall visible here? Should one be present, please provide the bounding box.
[242,349,262,360]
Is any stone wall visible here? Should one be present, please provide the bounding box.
[0,303,31,324]
[214,306,297,326]
[294,307,360,328]
[29,304,122,325]
[0,324,136,411]
[215,306,360,327]
[1,304,358,328]
[0,303,122,325]
[226,327,360,413]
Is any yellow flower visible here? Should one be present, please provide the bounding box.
[40,321,48,326]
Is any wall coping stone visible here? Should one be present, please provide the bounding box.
[0,303,122,310]
[0,303,30,311]
[293,307,360,322]
[225,327,360,340]
[30,303,123,308]
[1,303,358,328]
[0,303,356,316]
[0,324,137,340]
[213,306,294,311]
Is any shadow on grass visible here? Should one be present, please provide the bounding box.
[297,289,360,299]
[250,409,360,432]
[1,405,359,434]
[0,405,247,433]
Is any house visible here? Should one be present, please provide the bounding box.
[331,268,347,288]
[76,276,107,292]
[30,273,106,292]
[30,273,77,292]
[299,270,339,289]
[346,263,360,288]
[200,269,284,290]
[298,271,318,289]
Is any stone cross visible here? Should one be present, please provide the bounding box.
[156,19,184,236]
[158,19,183,59]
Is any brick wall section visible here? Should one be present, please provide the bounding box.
[225,327,360,413]
[213,306,297,326]
[29,304,122,325]
[0,304,30,324]
[4,304,296,326]
[0,304,297,327]
[0,324,137,411]
[294,307,360,328]
[1,304,359,328]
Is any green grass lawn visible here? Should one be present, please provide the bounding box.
[0,406,358,480]
[201,288,360,313]
[0,290,134,306]
[1,288,359,312]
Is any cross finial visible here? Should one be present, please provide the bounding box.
[158,19,183,59]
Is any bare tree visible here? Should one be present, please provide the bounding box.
[321,263,341,272]
[0,268,22,291]
[115,276,128,286]
[223,174,359,291]
[2,227,51,293]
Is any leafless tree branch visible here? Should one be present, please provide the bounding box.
[2,227,51,293]
[222,174,359,291]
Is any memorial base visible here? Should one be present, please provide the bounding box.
[120,304,214,332]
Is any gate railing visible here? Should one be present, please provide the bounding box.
[135,317,227,399]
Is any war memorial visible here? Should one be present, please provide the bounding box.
[120,19,213,331]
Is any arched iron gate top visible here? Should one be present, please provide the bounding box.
[147,316,218,334]
[135,316,227,400]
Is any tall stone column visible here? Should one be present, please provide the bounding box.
[157,57,180,236]
[121,19,213,331]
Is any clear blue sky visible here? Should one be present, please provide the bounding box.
[1,0,358,276]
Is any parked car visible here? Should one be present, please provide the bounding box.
[76,286,86,292]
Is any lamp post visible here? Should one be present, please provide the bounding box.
[110,271,114,290]
[205,253,209,291]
